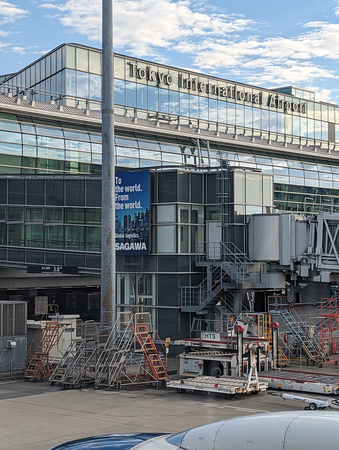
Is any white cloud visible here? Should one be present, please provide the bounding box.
[40,0,253,54]
[0,1,28,24]
[38,0,339,101]
[12,46,26,54]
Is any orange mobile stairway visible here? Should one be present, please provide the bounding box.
[135,324,168,382]
[25,321,67,381]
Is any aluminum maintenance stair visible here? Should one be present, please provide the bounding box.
[276,309,328,364]
[25,321,67,381]
[95,312,135,389]
[49,320,101,388]
[135,323,168,382]
[50,340,98,388]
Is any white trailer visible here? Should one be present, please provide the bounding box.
[168,342,268,398]
[167,375,268,398]
[259,369,339,395]
[269,391,339,410]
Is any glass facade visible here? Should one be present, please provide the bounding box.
[0,42,338,336]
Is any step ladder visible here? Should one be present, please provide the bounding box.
[49,339,83,384]
[135,324,168,381]
[279,309,327,363]
[58,343,98,388]
[25,321,67,381]
[95,311,135,388]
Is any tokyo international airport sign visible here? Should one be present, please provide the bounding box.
[115,171,150,255]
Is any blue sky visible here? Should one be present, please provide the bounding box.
[1,0,339,103]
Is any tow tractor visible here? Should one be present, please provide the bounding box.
[268,391,339,410]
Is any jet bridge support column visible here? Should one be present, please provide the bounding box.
[235,325,245,377]
[270,321,280,369]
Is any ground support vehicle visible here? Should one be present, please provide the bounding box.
[259,369,339,395]
[167,375,268,398]
[268,391,339,410]
[175,331,270,378]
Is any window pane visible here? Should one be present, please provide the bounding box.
[157,226,176,252]
[45,225,64,248]
[26,224,43,247]
[27,208,43,222]
[65,225,84,250]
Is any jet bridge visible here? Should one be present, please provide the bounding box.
[248,213,339,283]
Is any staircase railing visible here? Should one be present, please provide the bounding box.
[181,265,227,311]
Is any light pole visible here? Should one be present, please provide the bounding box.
[100,0,115,333]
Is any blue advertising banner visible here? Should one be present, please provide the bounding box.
[115,171,150,254]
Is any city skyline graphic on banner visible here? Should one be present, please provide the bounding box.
[115,171,150,255]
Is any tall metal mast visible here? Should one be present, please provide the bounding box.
[100,0,115,332]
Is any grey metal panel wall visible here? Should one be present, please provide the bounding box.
[248,214,280,262]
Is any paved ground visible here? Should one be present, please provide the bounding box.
[1,360,339,450]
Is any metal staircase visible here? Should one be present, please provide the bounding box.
[95,311,135,388]
[25,321,67,381]
[181,266,229,312]
[52,341,98,388]
[181,241,262,313]
[276,309,328,364]
[49,320,101,388]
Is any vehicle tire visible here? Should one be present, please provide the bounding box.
[309,403,317,410]
[208,362,223,378]
[250,390,260,395]
[177,388,186,394]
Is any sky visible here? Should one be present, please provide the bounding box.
[1,0,339,104]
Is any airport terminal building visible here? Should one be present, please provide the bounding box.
[0,43,338,340]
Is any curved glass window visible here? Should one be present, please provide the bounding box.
[1,143,22,155]
[65,139,91,152]
[140,149,161,161]
[179,92,189,117]
[199,96,209,120]
[209,99,218,122]
[289,168,304,177]
[159,87,169,114]
[66,69,76,96]
[38,147,65,159]
[137,83,148,110]
[169,90,179,115]
[236,104,245,127]
[138,140,160,150]
[126,80,137,107]
[317,164,332,172]
[76,71,89,98]
[190,95,199,119]
[35,126,63,137]
[38,136,65,148]
[218,100,226,123]
[115,137,137,146]
[289,176,304,185]
[114,79,125,105]
[116,146,139,158]
[304,170,318,179]
[23,145,37,156]
[148,85,158,112]
[160,142,182,153]
[89,73,101,100]
[91,143,102,153]
[0,130,21,143]
[22,134,37,145]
